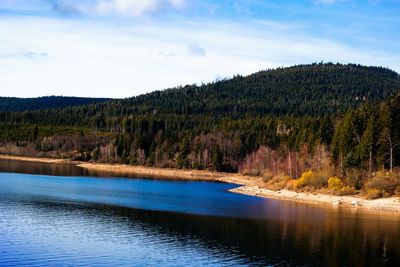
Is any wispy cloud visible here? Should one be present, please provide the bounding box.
[50,0,185,17]
[0,49,48,60]
[314,0,337,4]
[187,44,206,57]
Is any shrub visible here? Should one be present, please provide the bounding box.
[285,179,297,190]
[262,170,274,182]
[366,171,400,196]
[295,170,327,189]
[242,169,261,177]
[328,176,344,190]
[337,186,357,196]
[345,169,365,190]
[366,188,383,200]
[395,188,400,197]
[266,173,291,190]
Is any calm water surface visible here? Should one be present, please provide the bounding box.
[0,159,400,266]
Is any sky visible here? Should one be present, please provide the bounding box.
[0,0,399,98]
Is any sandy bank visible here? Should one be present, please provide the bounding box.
[1,154,400,213]
[76,162,260,186]
[0,154,72,164]
[230,186,400,213]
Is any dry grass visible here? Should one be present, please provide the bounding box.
[365,171,400,197]
[336,186,357,196]
[264,173,291,190]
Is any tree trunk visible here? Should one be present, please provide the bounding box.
[288,151,292,178]
[369,147,372,178]
[390,146,393,173]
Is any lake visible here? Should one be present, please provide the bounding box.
[0,159,399,266]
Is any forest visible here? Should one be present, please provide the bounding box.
[1,63,400,198]
[0,96,112,112]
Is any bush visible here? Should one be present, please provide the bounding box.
[395,188,400,197]
[285,179,297,190]
[366,188,383,200]
[266,173,291,190]
[366,171,400,196]
[262,170,274,182]
[328,176,344,190]
[345,169,365,190]
[337,186,357,196]
[242,169,261,177]
[295,170,327,189]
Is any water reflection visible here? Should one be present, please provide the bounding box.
[0,158,400,266]
[0,158,184,179]
[1,197,399,266]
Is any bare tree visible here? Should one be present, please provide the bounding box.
[380,128,399,173]
[388,135,399,173]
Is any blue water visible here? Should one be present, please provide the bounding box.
[0,172,270,218]
[1,162,400,266]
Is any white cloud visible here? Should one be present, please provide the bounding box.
[314,0,337,4]
[0,16,398,98]
[51,0,185,17]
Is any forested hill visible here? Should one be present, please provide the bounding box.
[0,96,113,112]
[113,63,400,117]
[2,63,399,121]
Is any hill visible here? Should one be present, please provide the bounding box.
[113,62,400,117]
[2,63,400,126]
[0,96,113,112]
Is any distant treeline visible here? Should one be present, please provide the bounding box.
[0,96,113,112]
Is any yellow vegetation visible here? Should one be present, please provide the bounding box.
[328,176,344,190]
[336,186,357,196]
[264,173,291,190]
[366,171,400,197]
[295,170,327,189]
[366,188,383,200]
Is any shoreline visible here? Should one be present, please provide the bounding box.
[0,154,259,185]
[229,186,400,213]
[1,154,400,214]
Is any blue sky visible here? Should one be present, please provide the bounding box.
[0,0,399,98]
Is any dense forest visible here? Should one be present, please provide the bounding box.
[1,63,400,198]
[0,96,112,112]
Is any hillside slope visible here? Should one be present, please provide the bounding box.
[1,63,400,127]
[114,62,400,117]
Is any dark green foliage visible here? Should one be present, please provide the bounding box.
[113,63,400,117]
[210,144,223,171]
[0,96,112,112]
[1,63,399,129]
[0,124,89,142]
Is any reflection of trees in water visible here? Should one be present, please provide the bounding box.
[27,200,400,266]
[0,159,86,177]
[0,159,171,179]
